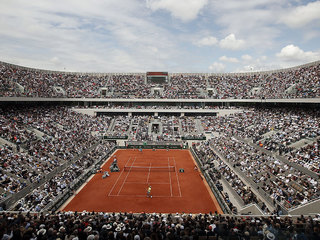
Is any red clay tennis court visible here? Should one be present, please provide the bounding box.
[62,149,222,214]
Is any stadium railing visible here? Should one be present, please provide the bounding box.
[288,197,320,215]
[2,142,102,211]
[219,176,245,206]
[44,145,117,212]
[210,145,288,214]
[236,136,319,180]
[234,136,320,213]
[190,147,232,214]
[1,161,69,211]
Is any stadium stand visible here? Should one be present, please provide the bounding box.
[0,60,319,99]
[0,211,320,239]
[0,60,320,239]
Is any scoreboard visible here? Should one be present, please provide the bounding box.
[146,72,169,84]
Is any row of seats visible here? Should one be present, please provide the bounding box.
[0,106,114,202]
[1,106,319,213]
[1,211,319,239]
[199,109,320,174]
[209,135,319,209]
[107,115,203,141]
[0,61,319,98]
[13,143,114,212]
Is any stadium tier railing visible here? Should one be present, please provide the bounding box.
[219,176,245,207]
[1,142,102,211]
[288,197,320,215]
[44,145,117,212]
[190,147,232,214]
[234,136,320,213]
[236,136,319,180]
[210,145,288,214]
[1,161,69,210]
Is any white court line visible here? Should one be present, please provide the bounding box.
[108,156,132,196]
[146,162,151,184]
[168,157,173,197]
[116,157,137,196]
[174,157,182,197]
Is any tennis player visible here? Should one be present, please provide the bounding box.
[147,185,152,198]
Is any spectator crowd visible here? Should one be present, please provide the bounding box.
[0,102,319,240]
[0,106,113,204]
[1,105,319,212]
[1,61,319,99]
[1,211,320,239]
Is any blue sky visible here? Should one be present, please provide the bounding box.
[0,0,319,73]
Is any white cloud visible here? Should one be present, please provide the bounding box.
[234,55,281,73]
[239,65,256,72]
[280,1,320,28]
[209,62,225,72]
[219,34,245,50]
[210,0,283,11]
[235,63,278,73]
[276,44,320,62]
[195,34,246,50]
[195,36,218,46]
[208,0,284,50]
[219,55,238,63]
[241,54,252,61]
[146,0,208,22]
[0,0,319,73]
[260,56,267,61]
[0,0,182,72]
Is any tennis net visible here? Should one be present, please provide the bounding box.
[123,166,175,172]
